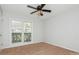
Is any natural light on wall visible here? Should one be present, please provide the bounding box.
[11,20,32,43]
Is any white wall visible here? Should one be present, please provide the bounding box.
[0,6,3,49]
[1,16,43,49]
[0,4,44,49]
[0,18,3,49]
[44,7,79,52]
[0,13,1,49]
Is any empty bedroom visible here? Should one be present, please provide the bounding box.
[0,4,79,55]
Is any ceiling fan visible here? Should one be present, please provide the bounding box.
[27,4,51,16]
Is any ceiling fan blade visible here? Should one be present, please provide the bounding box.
[27,5,37,9]
[42,9,51,12]
[40,4,46,9]
[30,11,37,14]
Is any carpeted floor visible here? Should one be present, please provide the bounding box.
[0,42,79,55]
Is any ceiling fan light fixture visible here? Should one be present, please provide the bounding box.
[27,4,51,16]
[37,10,43,16]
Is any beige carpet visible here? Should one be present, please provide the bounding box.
[0,42,79,55]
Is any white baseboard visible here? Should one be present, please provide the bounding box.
[45,42,79,53]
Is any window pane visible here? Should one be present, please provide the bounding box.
[24,33,31,42]
[12,20,23,32]
[24,22,32,33]
[12,33,22,43]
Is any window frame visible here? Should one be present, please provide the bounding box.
[11,20,32,43]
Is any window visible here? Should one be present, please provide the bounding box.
[24,22,32,42]
[24,33,31,42]
[11,20,32,43]
[12,33,22,43]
